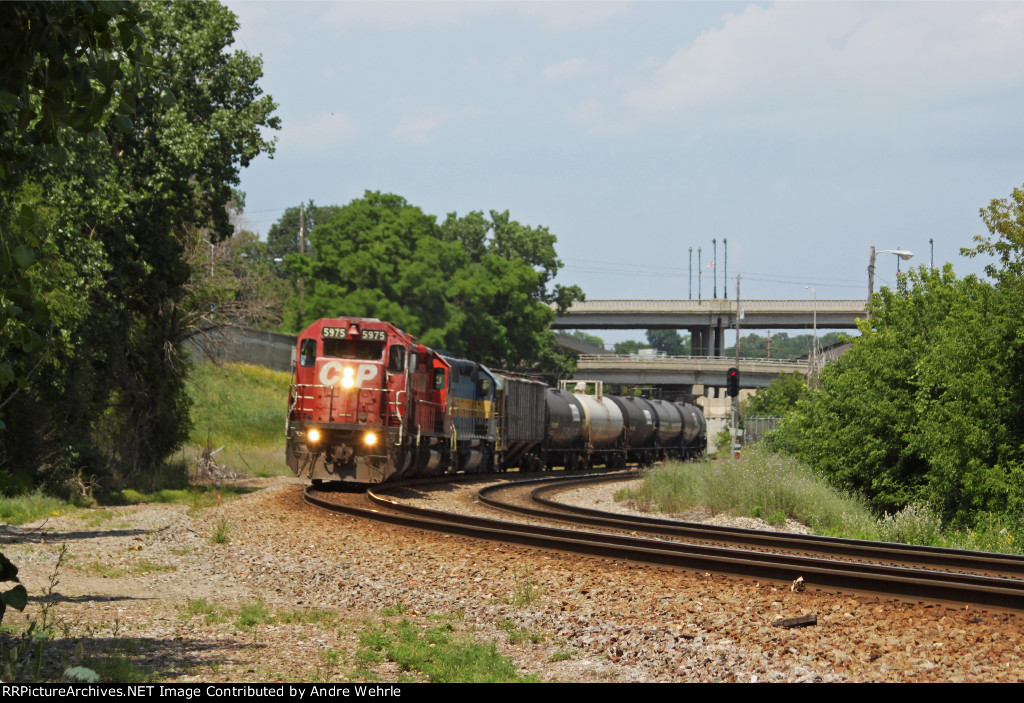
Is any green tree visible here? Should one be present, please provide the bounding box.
[0,1,157,424]
[745,373,808,417]
[613,339,646,355]
[565,330,606,350]
[646,329,690,356]
[962,183,1024,279]
[770,265,1024,524]
[265,200,343,270]
[290,193,583,373]
[1,1,279,489]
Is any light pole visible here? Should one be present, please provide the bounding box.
[698,247,702,300]
[712,238,717,299]
[868,246,914,297]
[804,285,817,383]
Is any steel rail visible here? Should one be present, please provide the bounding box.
[473,474,1024,577]
[305,480,1024,611]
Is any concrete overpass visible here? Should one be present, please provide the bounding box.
[574,354,809,392]
[553,298,866,356]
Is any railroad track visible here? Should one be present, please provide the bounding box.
[304,472,1024,612]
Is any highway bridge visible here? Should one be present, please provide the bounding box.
[574,354,811,391]
[554,298,866,356]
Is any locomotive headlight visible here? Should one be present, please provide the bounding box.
[307,428,321,443]
[363,432,377,446]
[341,366,355,389]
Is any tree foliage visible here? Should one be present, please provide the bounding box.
[962,183,1024,279]
[265,201,343,270]
[0,1,159,418]
[745,373,808,417]
[769,265,1024,525]
[286,192,583,373]
[646,329,690,356]
[0,1,279,491]
[565,330,606,350]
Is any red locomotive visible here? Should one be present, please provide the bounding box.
[286,317,451,483]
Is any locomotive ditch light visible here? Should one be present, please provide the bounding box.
[307,428,321,443]
[363,431,378,446]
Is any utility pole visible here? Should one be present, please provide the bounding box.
[868,244,876,298]
[298,202,306,324]
[732,274,741,458]
[688,247,693,300]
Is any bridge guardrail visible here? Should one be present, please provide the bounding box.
[560,299,867,312]
[577,354,806,368]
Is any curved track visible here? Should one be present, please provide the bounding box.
[305,473,1024,612]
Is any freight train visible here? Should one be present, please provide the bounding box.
[286,316,706,483]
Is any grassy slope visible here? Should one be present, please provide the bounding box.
[184,361,292,478]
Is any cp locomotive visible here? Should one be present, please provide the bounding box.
[285,316,706,483]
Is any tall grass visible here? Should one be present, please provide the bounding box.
[617,446,1024,554]
[617,446,879,539]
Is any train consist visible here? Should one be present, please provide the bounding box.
[286,316,707,483]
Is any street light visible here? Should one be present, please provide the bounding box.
[804,285,818,383]
[868,246,914,297]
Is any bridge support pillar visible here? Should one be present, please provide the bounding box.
[714,318,724,357]
[689,326,714,356]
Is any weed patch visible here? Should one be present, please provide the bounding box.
[355,619,538,683]
[211,518,231,544]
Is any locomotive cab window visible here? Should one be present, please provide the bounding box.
[478,377,492,398]
[299,339,317,367]
[388,345,406,373]
[322,339,384,361]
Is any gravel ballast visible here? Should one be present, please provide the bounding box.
[2,477,1023,683]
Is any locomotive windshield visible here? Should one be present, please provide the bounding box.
[322,338,385,361]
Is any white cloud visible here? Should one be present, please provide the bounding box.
[290,1,628,35]
[278,110,359,152]
[514,2,630,32]
[317,1,499,33]
[540,57,603,83]
[393,109,457,145]
[588,2,1024,134]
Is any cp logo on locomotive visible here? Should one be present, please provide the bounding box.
[319,361,379,388]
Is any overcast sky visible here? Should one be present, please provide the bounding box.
[225,0,1024,336]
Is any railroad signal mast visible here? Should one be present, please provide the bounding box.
[729,274,741,458]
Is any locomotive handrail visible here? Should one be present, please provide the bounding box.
[391,389,406,443]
